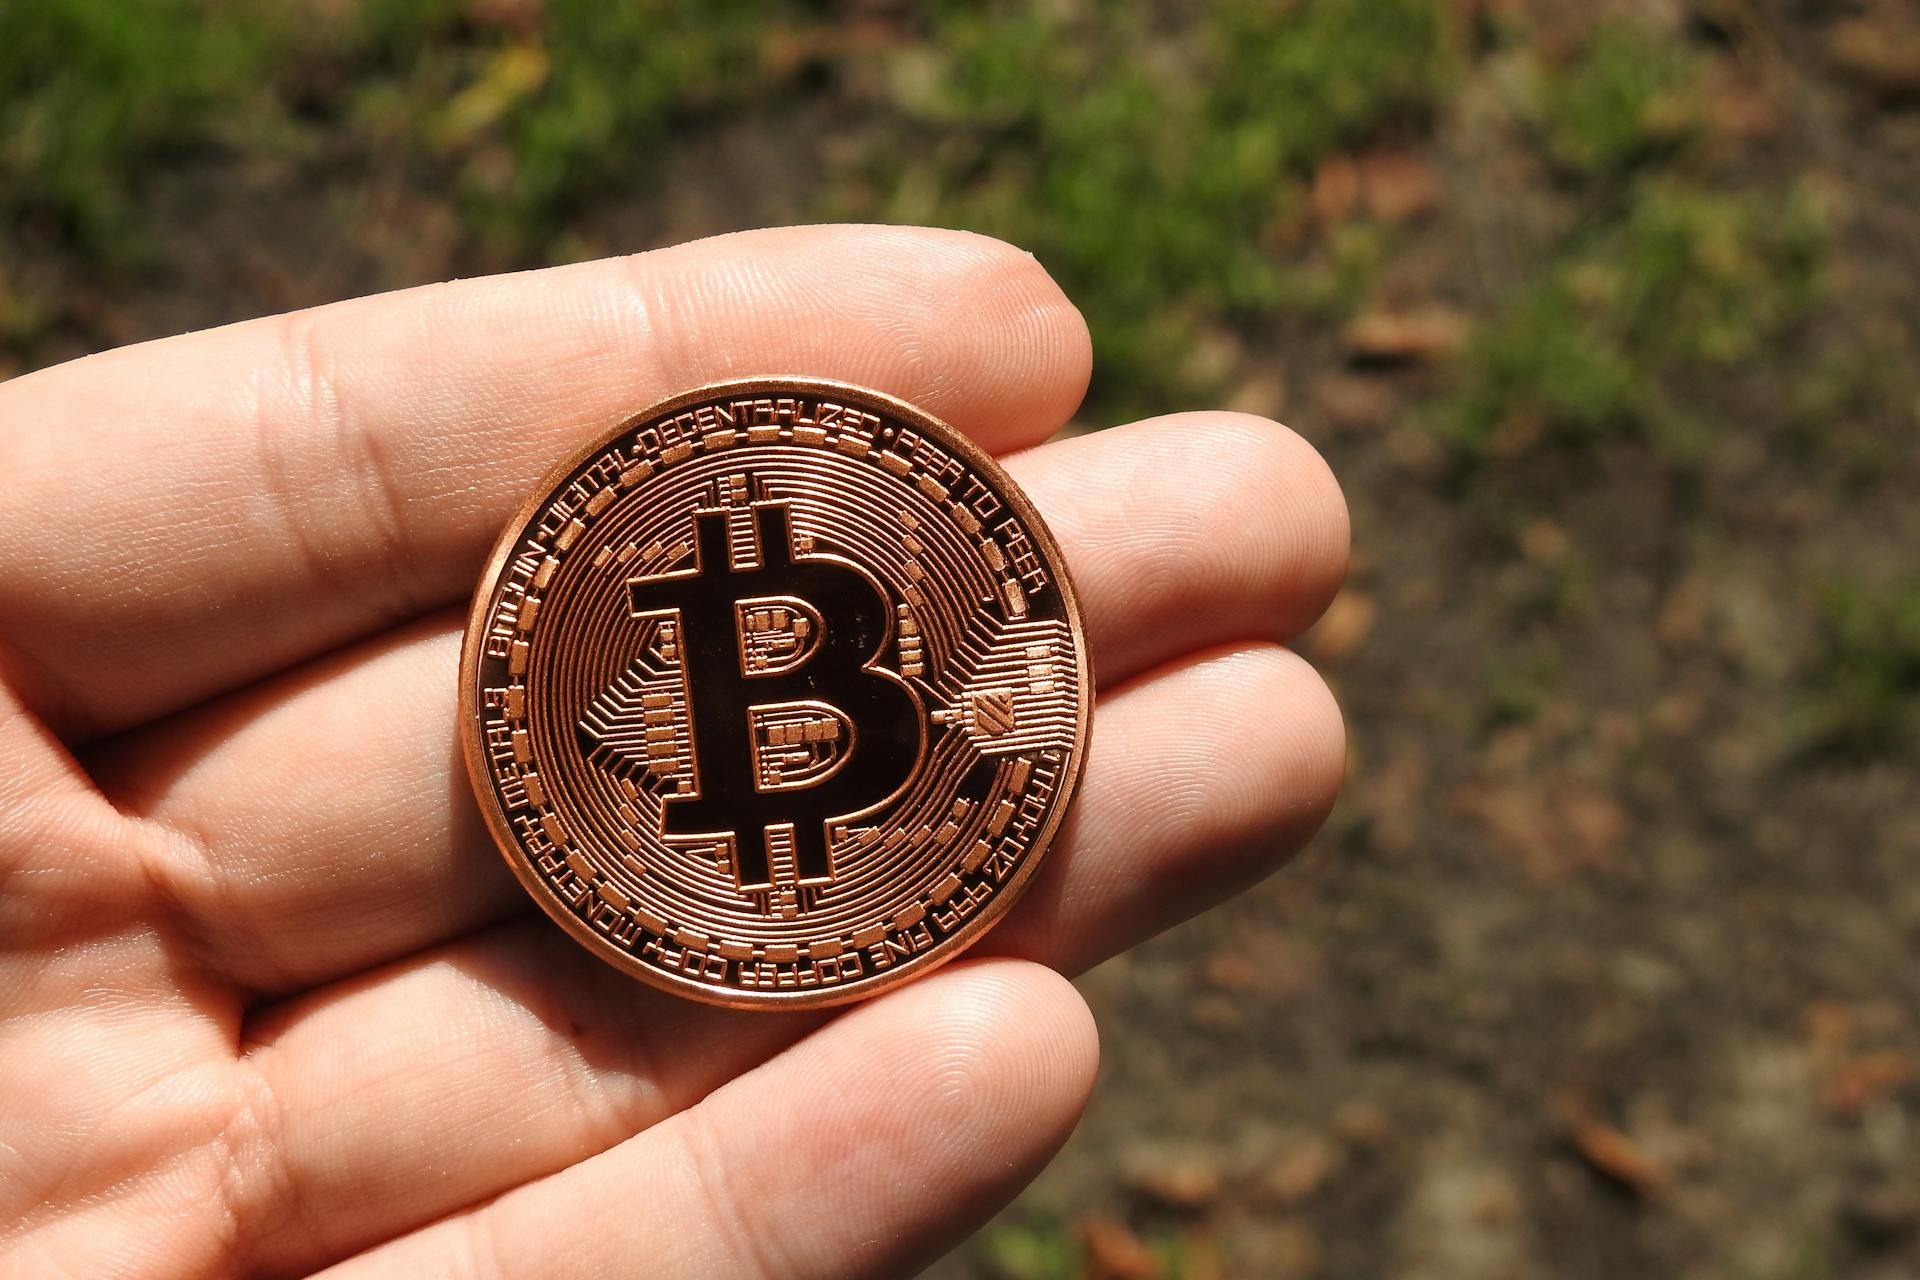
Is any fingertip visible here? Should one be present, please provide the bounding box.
[1280,428,1352,628]
[1169,642,1347,850]
[699,958,1099,1278]
[950,234,1094,440]
[996,640,1349,973]
[681,224,1093,452]
[956,958,1101,1110]
[1268,643,1350,840]
[1008,410,1352,683]
[874,226,1093,449]
[1190,411,1352,634]
[873,958,1099,1147]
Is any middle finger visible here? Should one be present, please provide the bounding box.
[92,410,1347,995]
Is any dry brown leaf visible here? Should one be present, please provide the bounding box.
[1453,776,1626,882]
[1079,1216,1161,1280]
[1568,1116,1669,1197]
[1333,1100,1395,1149]
[1472,1175,1523,1223]
[1264,1136,1343,1205]
[1825,1052,1916,1116]
[1357,149,1440,223]
[1828,19,1920,100]
[1311,154,1363,226]
[1202,950,1263,992]
[1313,373,1399,431]
[1188,993,1246,1033]
[1804,1001,1858,1055]
[1359,751,1427,857]
[1656,575,1708,649]
[1306,589,1377,665]
[1519,519,1569,566]
[468,0,542,34]
[1124,1149,1222,1211]
[1342,306,1469,362]
[1226,369,1289,419]
[1707,75,1782,143]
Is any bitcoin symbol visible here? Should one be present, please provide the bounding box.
[626,500,924,895]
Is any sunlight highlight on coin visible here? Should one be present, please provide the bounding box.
[460,377,1091,1008]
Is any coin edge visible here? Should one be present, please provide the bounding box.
[456,375,1094,1010]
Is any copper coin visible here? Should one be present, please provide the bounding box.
[460,377,1092,1009]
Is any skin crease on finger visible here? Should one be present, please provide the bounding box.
[0,240,1351,1278]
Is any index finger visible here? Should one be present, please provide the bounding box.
[0,225,1091,740]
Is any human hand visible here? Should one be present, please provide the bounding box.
[0,227,1347,1278]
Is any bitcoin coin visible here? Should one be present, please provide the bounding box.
[459,377,1091,1008]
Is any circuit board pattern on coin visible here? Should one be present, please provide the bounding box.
[460,378,1091,1008]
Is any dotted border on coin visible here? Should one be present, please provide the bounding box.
[459,376,1092,1009]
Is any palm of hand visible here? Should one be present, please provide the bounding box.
[0,228,1347,1279]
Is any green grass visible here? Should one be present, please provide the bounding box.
[1531,20,1703,178]
[1432,16,1824,466]
[340,0,789,253]
[0,1,1837,454]
[1797,580,1920,758]
[837,0,1457,418]
[976,1217,1081,1280]
[1482,647,1564,728]
[1439,180,1824,461]
[0,0,288,257]
[1789,343,1920,484]
[0,0,799,263]
[974,1211,1210,1280]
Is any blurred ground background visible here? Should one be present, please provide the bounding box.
[4,0,1919,1276]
